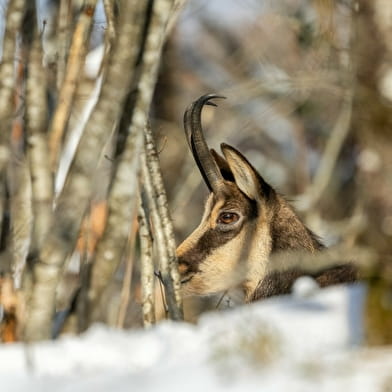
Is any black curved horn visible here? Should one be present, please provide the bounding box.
[183,94,226,193]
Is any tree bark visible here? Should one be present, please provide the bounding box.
[26,34,53,254]
[138,201,155,327]
[143,124,183,320]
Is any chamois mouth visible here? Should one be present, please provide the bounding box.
[181,274,195,284]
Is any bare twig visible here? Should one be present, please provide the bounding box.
[138,200,156,327]
[268,245,377,277]
[56,0,73,89]
[141,141,183,321]
[144,124,183,319]
[155,270,169,318]
[167,0,188,33]
[297,91,353,212]
[215,291,228,309]
[48,0,98,170]
[96,0,116,82]
[103,0,116,44]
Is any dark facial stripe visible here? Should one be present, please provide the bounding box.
[178,196,258,274]
[177,226,243,274]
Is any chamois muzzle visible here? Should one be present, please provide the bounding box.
[183,94,226,193]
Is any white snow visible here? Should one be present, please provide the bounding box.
[291,276,320,298]
[1,284,391,391]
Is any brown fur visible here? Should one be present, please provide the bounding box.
[252,264,357,300]
[270,196,324,253]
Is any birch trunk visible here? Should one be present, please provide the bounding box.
[26,34,53,253]
[138,201,155,327]
[143,124,183,319]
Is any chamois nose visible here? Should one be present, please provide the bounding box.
[176,251,198,284]
[177,257,190,276]
[178,261,189,276]
[176,236,201,280]
[176,242,191,276]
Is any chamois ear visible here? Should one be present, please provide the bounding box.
[221,143,273,201]
[210,149,235,182]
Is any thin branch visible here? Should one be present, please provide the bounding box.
[98,0,117,82]
[103,0,116,44]
[141,141,182,321]
[267,245,377,277]
[138,199,155,327]
[48,0,98,170]
[166,0,188,34]
[56,0,73,89]
[297,91,353,211]
[156,271,169,318]
[144,124,183,319]
[116,217,138,329]
[250,245,378,301]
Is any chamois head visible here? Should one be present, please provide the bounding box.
[177,94,323,301]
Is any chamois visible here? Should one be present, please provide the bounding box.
[177,94,356,302]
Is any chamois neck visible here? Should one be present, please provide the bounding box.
[270,196,323,253]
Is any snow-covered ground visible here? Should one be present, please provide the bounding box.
[1,284,391,392]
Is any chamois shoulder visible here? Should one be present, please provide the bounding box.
[251,263,357,301]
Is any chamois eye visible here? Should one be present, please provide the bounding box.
[217,212,239,225]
